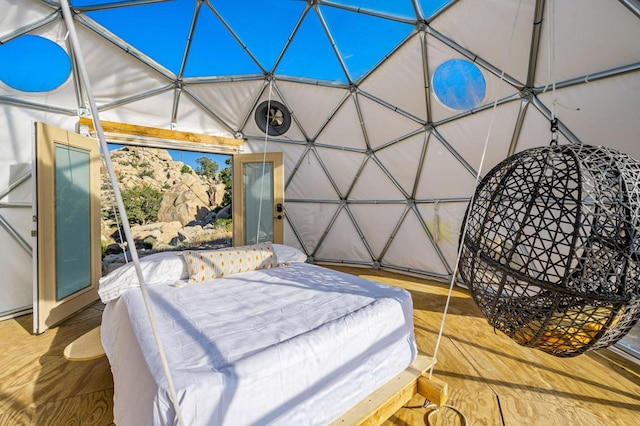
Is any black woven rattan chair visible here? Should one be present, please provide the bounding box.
[459,144,640,357]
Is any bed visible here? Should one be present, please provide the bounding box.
[99,243,419,425]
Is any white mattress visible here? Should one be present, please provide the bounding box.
[102,262,417,425]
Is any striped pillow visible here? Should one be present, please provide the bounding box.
[182,242,278,284]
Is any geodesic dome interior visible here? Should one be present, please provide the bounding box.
[1,0,640,289]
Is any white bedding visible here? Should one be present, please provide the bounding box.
[101,261,417,425]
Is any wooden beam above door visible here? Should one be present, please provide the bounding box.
[78,117,244,152]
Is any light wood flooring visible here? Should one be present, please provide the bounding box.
[1,267,639,425]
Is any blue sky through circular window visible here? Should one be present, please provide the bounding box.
[432,59,486,110]
[0,35,71,92]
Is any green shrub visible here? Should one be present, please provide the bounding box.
[121,185,162,225]
[181,165,192,174]
[138,169,154,178]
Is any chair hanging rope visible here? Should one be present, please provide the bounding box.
[459,143,640,357]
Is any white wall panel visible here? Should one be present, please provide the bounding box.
[285,202,338,254]
[375,133,426,196]
[360,35,427,121]
[349,158,405,201]
[315,147,365,198]
[186,80,264,135]
[350,204,406,259]
[535,0,640,88]
[285,150,338,200]
[431,0,535,85]
[314,208,370,262]
[315,96,367,150]
[278,82,348,140]
[359,95,423,150]
[382,209,449,275]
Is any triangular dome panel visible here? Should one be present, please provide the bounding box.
[360,34,428,121]
[184,5,262,77]
[417,201,466,269]
[241,86,306,142]
[350,204,406,259]
[320,6,413,81]
[0,0,52,34]
[277,81,348,140]
[175,90,235,135]
[0,24,77,110]
[375,133,426,196]
[285,202,338,254]
[99,90,176,129]
[315,96,367,150]
[513,106,570,155]
[349,157,405,200]
[537,73,640,154]
[78,25,171,106]
[415,136,478,199]
[430,0,535,85]
[426,34,519,124]
[86,0,196,75]
[212,1,305,72]
[535,0,640,88]
[276,10,347,83]
[437,100,520,174]
[186,80,264,134]
[315,208,371,262]
[382,208,450,276]
[359,95,423,150]
[316,147,365,198]
[286,149,339,200]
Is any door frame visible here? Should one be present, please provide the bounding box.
[33,122,101,334]
[232,152,284,246]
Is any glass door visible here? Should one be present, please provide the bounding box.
[232,153,283,246]
[33,122,100,334]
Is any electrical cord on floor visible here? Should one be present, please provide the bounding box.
[423,401,468,426]
[404,399,468,426]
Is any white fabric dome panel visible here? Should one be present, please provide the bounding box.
[513,106,571,154]
[278,82,348,140]
[359,34,428,121]
[315,147,365,198]
[425,34,520,124]
[285,202,339,254]
[417,201,466,269]
[534,0,640,88]
[242,89,306,142]
[315,96,367,150]
[314,208,371,263]
[431,0,535,85]
[349,157,405,201]
[359,95,423,150]
[0,0,52,35]
[349,204,406,259]
[375,133,426,196]
[415,136,478,199]
[537,73,640,159]
[382,209,449,276]
[186,80,264,135]
[437,100,521,175]
[285,149,339,200]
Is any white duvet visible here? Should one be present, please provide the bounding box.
[102,262,416,425]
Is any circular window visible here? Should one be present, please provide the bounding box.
[254,100,291,136]
[432,59,486,110]
[0,35,71,92]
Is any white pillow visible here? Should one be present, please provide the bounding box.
[99,251,188,303]
[272,244,307,264]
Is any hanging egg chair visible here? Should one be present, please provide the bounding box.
[459,143,640,357]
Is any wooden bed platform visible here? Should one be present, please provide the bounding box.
[1,267,638,425]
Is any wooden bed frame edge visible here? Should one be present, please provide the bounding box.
[330,352,440,425]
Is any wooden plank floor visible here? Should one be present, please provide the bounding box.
[1,268,638,425]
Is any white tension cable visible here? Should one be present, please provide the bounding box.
[59,2,186,425]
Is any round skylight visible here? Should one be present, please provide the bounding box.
[432,59,486,110]
[0,35,71,92]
